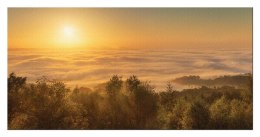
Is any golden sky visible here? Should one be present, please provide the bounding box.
[8,8,252,49]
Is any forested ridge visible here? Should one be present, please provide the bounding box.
[8,73,253,129]
[173,74,252,88]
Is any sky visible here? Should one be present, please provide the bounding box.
[8,8,252,50]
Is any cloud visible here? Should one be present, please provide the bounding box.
[8,54,41,61]
[8,48,252,90]
[13,57,69,69]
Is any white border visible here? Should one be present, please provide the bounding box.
[0,0,258,137]
[0,0,255,7]
[0,0,8,133]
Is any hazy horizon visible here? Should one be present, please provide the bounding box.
[8,48,252,90]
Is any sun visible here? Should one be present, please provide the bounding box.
[57,25,84,47]
[63,26,74,37]
[58,25,80,46]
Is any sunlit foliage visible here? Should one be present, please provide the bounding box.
[8,73,253,129]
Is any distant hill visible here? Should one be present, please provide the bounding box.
[173,73,252,88]
[78,87,92,93]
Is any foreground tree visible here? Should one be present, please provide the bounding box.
[182,101,210,129]
[8,73,28,128]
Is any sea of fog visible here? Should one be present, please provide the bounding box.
[8,48,252,91]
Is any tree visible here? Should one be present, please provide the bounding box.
[8,72,26,92]
[229,99,252,129]
[168,99,187,129]
[8,73,27,128]
[182,101,210,129]
[209,96,230,129]
[106,75,123,96]
[126,75,141,93]
[166,81,175,92]
[132,82,158,128]
[32,78,82,129]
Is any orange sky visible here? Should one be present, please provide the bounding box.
[8,8,252,50]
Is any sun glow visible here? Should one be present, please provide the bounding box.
[58,25,82,47]
[63,26,74,37]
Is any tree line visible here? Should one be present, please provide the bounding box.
[8,73,253,129]
[173,74,252,88]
